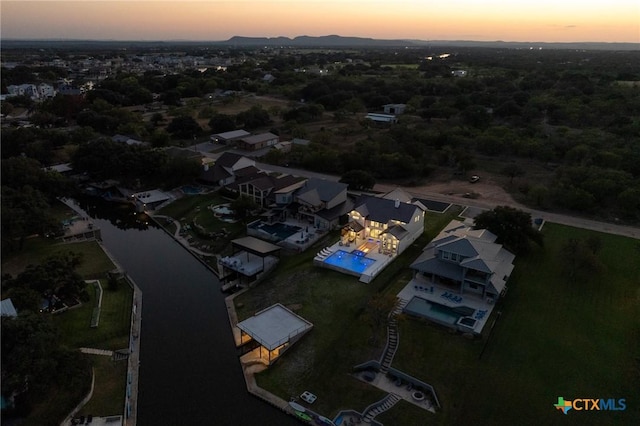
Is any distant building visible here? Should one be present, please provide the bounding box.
[112,134,145,146]
[210,129,250,145]
[7,84,38,99]
[237,132,279,151]
[383,104,406,115]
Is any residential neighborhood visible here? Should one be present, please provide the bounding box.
[2,32,639,426]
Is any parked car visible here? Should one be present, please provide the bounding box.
[469,175,480,183]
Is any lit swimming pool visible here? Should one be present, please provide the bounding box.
[323,250,376,274]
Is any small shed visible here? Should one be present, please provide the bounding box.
[383,104,406,115]
[237,303,313,365]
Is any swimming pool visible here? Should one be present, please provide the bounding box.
[248,221,302,241]
[323,250,376,274]
[181,185,204,194]
[404,297,462,325]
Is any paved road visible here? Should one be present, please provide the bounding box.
[192,147,640,240]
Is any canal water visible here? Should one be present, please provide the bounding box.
[74,198,297,425]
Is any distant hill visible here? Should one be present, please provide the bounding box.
[221,35,409,47]
[1,36,638,51]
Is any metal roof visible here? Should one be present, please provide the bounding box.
[237,304,313,351]
[231,236,281,256]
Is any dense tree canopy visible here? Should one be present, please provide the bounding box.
[474,206,544,254]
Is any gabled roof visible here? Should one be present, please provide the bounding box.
[353,195,419,224]
[216,152,246,168]
[382,224,409,240]
[411,220,515,281]
[213,129,250,140]
[200,164,231,183]
[379,187,413,203]
[296,178,347,206]
[315,199,354,221]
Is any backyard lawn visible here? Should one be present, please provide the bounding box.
[234,217,639,425]
[233,210,463,418]
[54,278,133,350]
[77,355,128,418]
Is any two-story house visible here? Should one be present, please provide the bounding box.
[410,220,515,303]
[200,152,256,186]
[295,178,352,230]
[237,173,306,208]
[346,195,424,255]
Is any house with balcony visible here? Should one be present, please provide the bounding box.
[344,195,424,256]
[294,178,352,230]
[410,220,514,303]
[236,173,306,208]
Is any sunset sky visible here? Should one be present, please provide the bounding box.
[2,1,639,43]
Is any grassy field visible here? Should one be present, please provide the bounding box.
[1,239,115,279]
[1,212,132,424]
[77,355,128,418]
[55,278,133,350]
[235,217,639,425]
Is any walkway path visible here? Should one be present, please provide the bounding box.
[153,215,216,257]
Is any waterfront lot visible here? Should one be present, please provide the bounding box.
[236,219,640,425]
[234,210,460,418]
[2,231,132,425]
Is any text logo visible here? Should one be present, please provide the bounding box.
[554,397,626,414]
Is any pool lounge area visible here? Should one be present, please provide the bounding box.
[397,280,495,334]
[314,239,396,283]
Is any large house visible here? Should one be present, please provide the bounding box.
[345,195,424,256]
[237,173,306,208]
[200,152,255,186]
[295,178,352,230]
[410,220,515,303]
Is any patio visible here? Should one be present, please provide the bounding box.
[397,277,496,334]
[314,237,397,283]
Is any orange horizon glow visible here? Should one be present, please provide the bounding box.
[1,1,638,43]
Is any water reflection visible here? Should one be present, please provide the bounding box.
[72,197,297,425]
[74,195,157,231]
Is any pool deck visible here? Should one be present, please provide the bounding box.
[314,237,397,283]
[397,278,495,333]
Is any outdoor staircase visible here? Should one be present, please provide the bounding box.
[362,393,402,423]
[379,298,408,374]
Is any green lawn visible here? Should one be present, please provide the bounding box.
[77,355,128,418]
[157,193,252,256]
[235,217,639,425]
[55,278,133,350]
[1,239,115,279]
[234,210,464,416]
[386,223,640,425]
